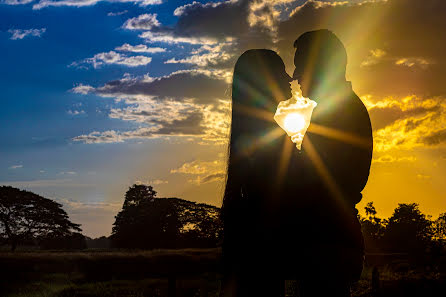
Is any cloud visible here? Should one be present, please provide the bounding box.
[189,173,226,185]
[32,0,161,10]
[73,130,124,144]
[395,58,432,69]
[135,179,168,185]
[165,42,235,68]
[363,95,442,130]
[71,84,94,95]
[150,179,168,185]
[123,13,161,30]
[115,43,166,54]
[416,174,431,180]
[72,99,230,145]
[361,49,387,67]
[78,70,230,104]
[361,50,433,69]
[422,128,446,146]
[67,109,86,116]
[1,0,33,5]
[69,0,446,152]
[71,51,152,68]
[372,155,416,163]
[8,165,23,169]
[8,28,46,40]
[171,159,226,185]
[367,95,446,151]
[59,171,77,175]
[107,10,128,16]
[72,86,230,145]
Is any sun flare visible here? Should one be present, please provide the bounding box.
[284,113,305,133]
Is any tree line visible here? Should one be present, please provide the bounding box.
[1,185,445,252]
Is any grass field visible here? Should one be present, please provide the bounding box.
[0,249,445,297]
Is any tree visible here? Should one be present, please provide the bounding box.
[111,184,222,249]
[0,186,82,251]
[432,212,446,241]
[382,203,433,253]
[360,202,385,252]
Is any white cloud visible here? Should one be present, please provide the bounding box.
[140,31,218,45]
[107,10,128,16]
[9,165,23,169]
[165,43,234,67]
[32,0,161,10]
[71,84,94,94]
[123,13,161,30]
[8,28,46,40]
[72,130,124,144]
[1,0,33,5]
[72,51,152,68]
[171,159,226,185]
[115,43,166,54]
[67,109,86,116]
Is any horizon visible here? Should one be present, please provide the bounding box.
[1,0,445,238]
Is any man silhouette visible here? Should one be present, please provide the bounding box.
[291,29,373,296]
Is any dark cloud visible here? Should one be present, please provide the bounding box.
[200,173,225,184]
[96,70,230,104]
[154,111,205,135]
[368,104,440,130]
[173,0,250,40]
[422,129,446,146]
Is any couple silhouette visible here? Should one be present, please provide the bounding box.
[221,30,373,297]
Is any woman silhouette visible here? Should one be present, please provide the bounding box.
[221,49,294,297]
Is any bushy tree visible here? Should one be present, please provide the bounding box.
[111,184,222,249]
[0,186,82,251]
[433,213,446,241]
[382,203,433,253]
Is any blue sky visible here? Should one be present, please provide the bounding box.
[1,0,446,237]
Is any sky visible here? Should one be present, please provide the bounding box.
[1,0,445,238]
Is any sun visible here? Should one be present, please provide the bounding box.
[283,113,305,133]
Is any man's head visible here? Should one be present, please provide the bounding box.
[293,29,347,98]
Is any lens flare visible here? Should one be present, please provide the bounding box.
[274,93,317,150]
[284,113,305,133]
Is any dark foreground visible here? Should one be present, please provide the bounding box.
[0,248,445,297]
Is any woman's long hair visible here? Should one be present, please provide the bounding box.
[221,49,291,272]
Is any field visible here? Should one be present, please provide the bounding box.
[0,249,445,297]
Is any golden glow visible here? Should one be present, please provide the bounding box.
[284,113,305,133]
[274,93,317,149]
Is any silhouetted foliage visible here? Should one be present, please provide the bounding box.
[0,186,82,251]
[360,202,385,252]
[433,213,446,241]
[40,232,87,250]
[383,203,433,253]
[111,184,222,249]
[86,236,111,249]
[360,202,442,253]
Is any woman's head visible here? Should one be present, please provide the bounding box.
[230,49,292,152]
[232,49,292,111]
[222,49,292,230]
